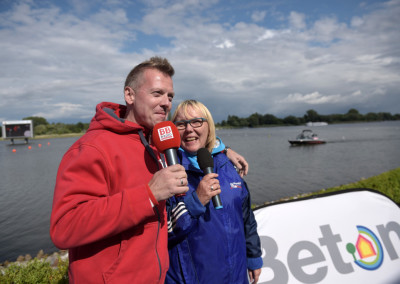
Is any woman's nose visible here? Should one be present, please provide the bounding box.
[184,123,194,131]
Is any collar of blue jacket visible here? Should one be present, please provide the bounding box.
[177,137,225,170]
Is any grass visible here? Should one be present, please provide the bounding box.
[33,133,83,139]
[308,167,400,204]
[0,258,68,284]
[259,167,400,206]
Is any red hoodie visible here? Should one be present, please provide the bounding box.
[50,102,168,283]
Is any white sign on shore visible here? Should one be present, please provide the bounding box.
[254,189,400,284]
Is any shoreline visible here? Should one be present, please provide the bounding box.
[2,167,398,268]
[1,133,84,141]
[0,250,68,271]
[2,120,399,141]
[2,167,399,266]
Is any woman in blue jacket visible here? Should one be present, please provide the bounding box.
[166,100,262,284]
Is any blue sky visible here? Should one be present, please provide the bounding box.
[0,0,399,124]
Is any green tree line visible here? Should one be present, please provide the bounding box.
[1,109,399,138]
[217,108,400,128]
[27,116,90,136]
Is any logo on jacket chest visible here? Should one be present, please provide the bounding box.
[230,182,242,189]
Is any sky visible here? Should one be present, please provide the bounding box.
[0,0,399,124]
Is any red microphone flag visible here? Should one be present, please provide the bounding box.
[152,121,181,153]
[153,121,184,196]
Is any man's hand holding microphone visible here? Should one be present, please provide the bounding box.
[148,121,188,201]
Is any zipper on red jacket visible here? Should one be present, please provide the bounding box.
[139,129,163,281]
[154,206,162,281]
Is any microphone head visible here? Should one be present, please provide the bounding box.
[197,148,214,170]
[152,121,181,153]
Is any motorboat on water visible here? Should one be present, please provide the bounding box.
[288,129,326,145]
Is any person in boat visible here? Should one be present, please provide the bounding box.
[166,100,263,284]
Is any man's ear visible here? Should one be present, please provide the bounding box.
[124,87,135,104]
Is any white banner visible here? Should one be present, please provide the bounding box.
[254,189,400,284]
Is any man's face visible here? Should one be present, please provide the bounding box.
[126,68,174,129]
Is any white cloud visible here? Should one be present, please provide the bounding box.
[281,92,344,105]
[351,16,364,27]
[215,39,235,49]
[310,16,348,43]
[35,103,92,120]
[289,11,306,29]
[251,10,266,23]
[256,29,276,41]
[0,0,399,124]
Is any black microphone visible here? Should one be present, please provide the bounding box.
[197,148,223,209]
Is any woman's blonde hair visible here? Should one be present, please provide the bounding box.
[171,100,216,153]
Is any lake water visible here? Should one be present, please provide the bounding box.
[0,121,399,263]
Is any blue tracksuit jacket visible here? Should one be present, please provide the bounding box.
[166,150,262,284]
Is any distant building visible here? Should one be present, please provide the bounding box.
[1,120,34,144]
[306,122,328,127]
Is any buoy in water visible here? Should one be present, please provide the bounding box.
[12,149,16,153]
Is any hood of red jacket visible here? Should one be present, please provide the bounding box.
[87,102,151,136]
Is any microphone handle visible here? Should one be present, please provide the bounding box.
[203,167,223,209]
[165,148,185,197]
[212,193,223,210]
[165,148,179,166]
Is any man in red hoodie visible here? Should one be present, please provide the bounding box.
[50,57,189,283]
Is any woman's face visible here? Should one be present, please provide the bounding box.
[174,106,209,155]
